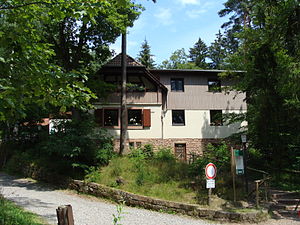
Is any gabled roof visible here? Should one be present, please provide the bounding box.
[100,54,168,92]
[104,53,144,67]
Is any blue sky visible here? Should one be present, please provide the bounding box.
[110,0,228,65]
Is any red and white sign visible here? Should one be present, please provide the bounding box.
[205,163,217,179]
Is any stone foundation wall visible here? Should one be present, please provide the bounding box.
[113,138,221,159]
[69,180,268,223]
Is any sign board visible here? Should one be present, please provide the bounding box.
[206,179,215,189]
[235,150,244,175]
[241,134,247,143]
[205,163,217,179]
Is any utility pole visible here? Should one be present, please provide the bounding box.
[119,31,127,155]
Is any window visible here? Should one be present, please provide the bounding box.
[104,109,119,126]
[210,110,223,126]
[208,79,221,92]
[172,110,185,126]
[128,109,142,126]
[136,142,142,148]
[171,78,184,92]
[129,142,135,148]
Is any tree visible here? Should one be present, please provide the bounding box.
[218,0,252,54]
[208,31,227,69]
[0,0,141,138]
[189,38,209,69]
[159,48,200,69]
[222,0,300,171]
[137,39,155,69]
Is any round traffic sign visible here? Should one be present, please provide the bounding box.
[205,163,217,179]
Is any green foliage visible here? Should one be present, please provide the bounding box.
[112,202,126,225]
[220,0,300,176]
[39,116,114,172]
[137,39,156,69]
[188,142,230,178]
[209,31,228,69]
[0,196,46,225]
[189,38,209,69]
[0,0,141,130]
[158,48,200,69]
[4,115,114,178]
[154,147,175,162]
[88,154,197,204]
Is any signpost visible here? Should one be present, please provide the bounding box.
[205,163,217,206]
[241,134,248,194]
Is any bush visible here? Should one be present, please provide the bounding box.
[38,115,114,173]
[188,142,230,178]
[154,147,175,162]
[4,114,114,179]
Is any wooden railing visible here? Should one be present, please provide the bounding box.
[247,167,271,208]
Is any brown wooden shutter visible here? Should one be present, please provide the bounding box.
[94,109,103,126]
[143,109,151,127]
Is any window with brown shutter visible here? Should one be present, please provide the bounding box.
[143,109,151,127]
[94,109,103,126]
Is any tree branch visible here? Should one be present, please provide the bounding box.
[0,1,50,10]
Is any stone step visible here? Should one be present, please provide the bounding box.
[276,209,299,217]
[271,203,299,211]
[270,191,300,199]
[277,199,300,205]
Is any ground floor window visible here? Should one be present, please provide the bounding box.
[128,109,142,126]
[104,109,119,126]
[172,110,185,126]
[210,110,223,126]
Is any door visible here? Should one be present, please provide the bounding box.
[175,143,186,161]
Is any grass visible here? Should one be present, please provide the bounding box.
[85,154,204,204]
[0,196,48,225]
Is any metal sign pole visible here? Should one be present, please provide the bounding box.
[208,188,212,206]
[231,147,237,202]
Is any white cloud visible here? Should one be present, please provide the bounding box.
[186,9,207,18]
[154,8,173,26]
[177,0,201,5]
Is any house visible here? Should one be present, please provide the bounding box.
[94,54,247,161]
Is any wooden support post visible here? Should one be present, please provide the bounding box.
[255,181,260,208]
[56,205,74,225]
[263,174,268,202]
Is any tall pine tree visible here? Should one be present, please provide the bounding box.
[137,39,155,69]
[222,0,300,171]
[209,31,227,69]
[189,38,209,69]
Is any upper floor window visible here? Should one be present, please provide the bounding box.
[208,79,221,92]
[172,110,185,126]
[171,78,184,92]
[210,110,223,126]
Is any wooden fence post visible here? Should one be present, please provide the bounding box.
[255,181,260,208]
[56,205,74,225]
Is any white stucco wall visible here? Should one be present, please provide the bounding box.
[103,105,163,139]
[163,109,246,139]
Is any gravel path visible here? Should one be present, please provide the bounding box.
[0,172,299,225]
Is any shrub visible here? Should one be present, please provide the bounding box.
[142,144,154,159]
[39,115,114,172]
[188,142,230,178]
[4,114,114,179]
[154,147,175,162]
